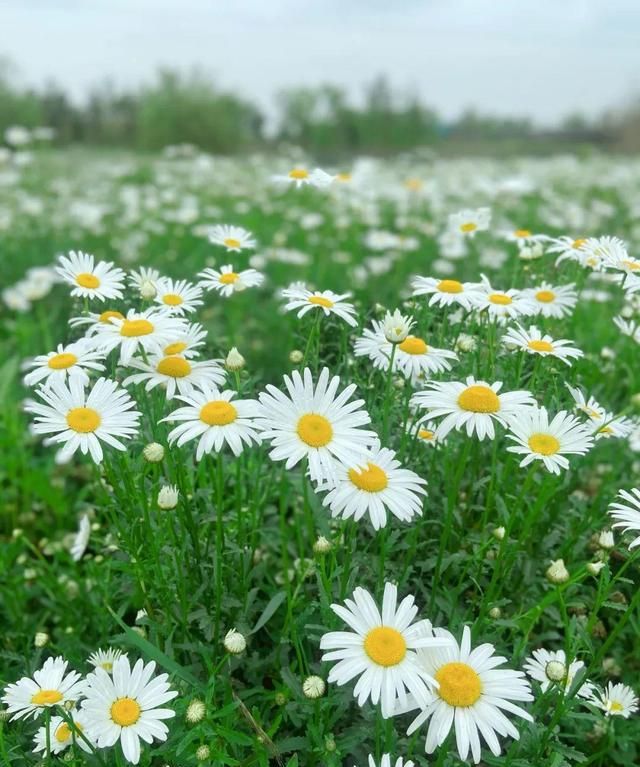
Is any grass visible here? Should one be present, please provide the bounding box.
[0,147,639,766]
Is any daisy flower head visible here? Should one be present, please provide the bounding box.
[26,377,141,464]
[88,648,126,674]
[208,224,256,252]
[565,384,606,422]
[547,235,588,266]
[161,322,208,358]
[447,207,491,237]
[33,711,95,755]
[319,582,451,718]
[363,756,414,767]
[411,376,535,441]
[394,335,458,381]
[198,264,264,298]
[123,355,225,400]
[593,412,634,440]
[523,648,595,699]
[590,682,638,718]
[475,276,536,321]
[319,443,427,530]
[282,287,358,327]
[91,308,187,365]
[503,227,544,247]
[404,625,533,765]
[411,276,483,310]
[382,308,415,344]
[80,655,178,765]
[583,235,629,273]
[273,167,335,188]
[128,266,161,292]
[410,419,444,448]
[521,282,578,318]
[506,406,594,474]
[502,324,583,366]
[69,308,126,337]
[162,384,261,459]
[608,487,640,550]
[154,278,203,315]
[56,251,125,302]
[2,656,85,721]
[255,367,377,486]
[23,340,106,388]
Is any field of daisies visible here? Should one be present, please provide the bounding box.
[1,145,640,767]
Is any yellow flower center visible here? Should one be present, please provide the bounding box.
[55,722,82,743]
[308,295,334,308]
[99,310,124,323]
[514,229,531,238]
[164,341,187,355]
[435,662,482,707]
[48,352,78,370]
[437,279,463,294]
[460,222,478,233]
[100,662,114,672]
[200,400,237,426]
[223,237,242,249]
[404,178,423,191]
[76,273,100,289]
[336,172,352,182]
[622,260,640,271]
[528,433,560,455]
[156,356,192,378]
[598,425,613,436]
[398,336,427,355]
[110,697,141,727]
[488,292,512,305]
[527,340,554,352]
[572,238,586,249]
[219,272,239,285]
[162,293,183,306]
[31,689,63,705]
[363,626,407,667]
[535,290,555,303]
[289,168,309,180]
[66,407,101,433]
[348,462,388,492]
[297,413,333,447]
[457,385,500,413]
[418,428,435,441]
[610,701,624,712]
[120,319,154,337]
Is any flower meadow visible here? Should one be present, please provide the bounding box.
[1,146,640,766]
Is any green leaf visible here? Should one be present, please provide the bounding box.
[250,591,286,634]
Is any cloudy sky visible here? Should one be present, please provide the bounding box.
[2,0,639,123]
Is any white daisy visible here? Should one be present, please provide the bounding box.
[128,266,162,291]
[81,655,177,765]
[474,276,536,321]
[411,376,535,441]
[123,355,225,400]
[502,324,583,366]
[361,756,414,767]
[523,649,595,699]
[409,419,443,448]
[447,207,491,237]
[565,384,606,421]
[411,276,483,310]
[583,235,629,273]
[255,367,377,486]
[320,582,451,718]
[2,656,86,721]
[608,487,640,550]
[69,308,126,336]
[198,264,264,297]
[208,224,256,252]
[281,287,358,327]
[70,514,91,561]
[502,227,544,246]
[319,443,427,530]
[547,236,588,266]
[506,406,593,474]
[590,682,638,718]
[91,308,187,365]
[521,282,578,318]
[394,335,458,380]
[154,278,203,315]
[272,167,334,188]
[25,377,141,464]
[23,340,106,388]
[161,322,208,358]
[162,384,261,459]
[404,625,533,765]
[593,412,634,440]
[33,711,95,754]
[88,648,126,674]
[56,251,125,302]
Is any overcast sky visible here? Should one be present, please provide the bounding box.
[1,0,639,124]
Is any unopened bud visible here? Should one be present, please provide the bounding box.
[587,561,606,576]
[488,607,501,619]
[186,698,206,724]
[157,485,179,510]
[223,628,246,655]
[225,347,245,371]
[34,631,49,648]
[546,559,570,584]
[313,536,332,554]
[545,660,567,682]
[302,675,326,699]
[143,442,165,462]
[492,526,505,541]
[289,350,303,364]
[196,745,211,761]
[139,279,157,300]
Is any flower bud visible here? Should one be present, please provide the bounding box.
[302,675,326,699]
[223,628,246,655]
[492,526,505,541]
[382,309,413,344]
[289,350,303,364]
[196,745,211,761]
[186,698,206,723]
[545,660,567,682]
[488,607,501,619]
[143,442,165,463]
[597,530,614,550]
[587,561,606,576]
[139,279,157,300]
[546,558,570,584]
[157,485,179,510]
[313,536,332,554]
[34,631,49,648]
[225,347,245,372]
